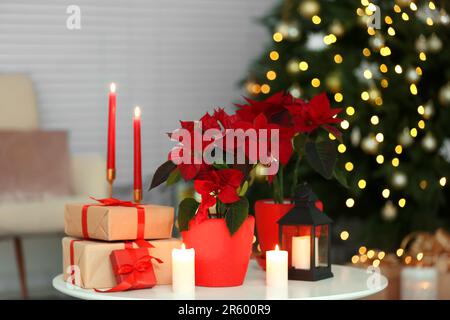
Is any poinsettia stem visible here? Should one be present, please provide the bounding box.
[272,173,281,204]
[272,166,284,204]
[216,199,222,218]
[279,165,284,203]
[291,153,301,200]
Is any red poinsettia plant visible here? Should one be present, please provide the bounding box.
[150,91,345,235]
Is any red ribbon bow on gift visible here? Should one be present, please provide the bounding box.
[116,255,160,274]
[90,197,138,207]
[82,197,151,248]
[95,253,163,293]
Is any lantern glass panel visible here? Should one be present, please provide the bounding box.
[316,225,329,267]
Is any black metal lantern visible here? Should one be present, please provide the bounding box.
[277,183,333,281]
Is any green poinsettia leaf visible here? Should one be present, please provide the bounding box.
[149,160,177,190]
[212,162,229,170]
[293,134,307,155]
[305,140,337,179]
[178,198,199,231]
[333,167,349,189]
[225,197,249,236]
[166,168,181,186]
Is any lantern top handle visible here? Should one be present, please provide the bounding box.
[293,182,316,205]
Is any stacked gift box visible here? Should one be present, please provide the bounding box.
[62,199,181,290]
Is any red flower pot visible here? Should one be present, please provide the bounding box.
[181,215,255,287]
[255,199,323,269]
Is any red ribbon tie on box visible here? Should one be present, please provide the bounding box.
[81,197,149,247]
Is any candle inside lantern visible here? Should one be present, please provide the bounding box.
[292,236,319,269]
[266,244,288,288]
[133,106,142,203]
[107,83,117,184]
[172,243,195,295]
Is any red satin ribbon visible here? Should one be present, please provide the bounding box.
[81,197,149,247]
[69,239,81,285]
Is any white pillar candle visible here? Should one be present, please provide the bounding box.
[266,245,288,287]
[314,237,319,267]
[292,236,319,269]
[172,243,195,295]
[401,267,438,300]
[265,286,288,299]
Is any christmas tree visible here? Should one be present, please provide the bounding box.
[243,0,450,250]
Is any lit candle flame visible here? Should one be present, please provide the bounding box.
[181,243,186,250]
[275,244,279,251]
[134,106,141,118]
[110,83,116,93]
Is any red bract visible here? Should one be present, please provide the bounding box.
[236,91,303,127]
[233,114,295,166]
[213,108,237,129]
[287,93,343,136]
[169,112,224,180]
[194,169,244,222]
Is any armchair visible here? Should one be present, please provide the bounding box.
[0,75,108,298]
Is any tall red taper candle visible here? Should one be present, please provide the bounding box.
[107,83,117,196]
[133,106,142,203]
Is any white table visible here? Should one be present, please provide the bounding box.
[52,261,387,300]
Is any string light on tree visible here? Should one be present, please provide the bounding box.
[376,155,384,164]
[299,61,309,71]
[345,162,354,172]
[312,15,321,24]
[358,179,367,189]
[391,157,400,167]
[346,106,355,116]
[340,120,350,130]
[311,78,321,87]
[273,32,283,43]
[269,51,279,61]
[395,65,403,74]
[346,198,355,208]
[337,143,347,153]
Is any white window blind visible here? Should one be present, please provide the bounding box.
[0,0,274,186]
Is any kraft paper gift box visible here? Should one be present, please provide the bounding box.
[64,202,174,241]
[62,237,181,289]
